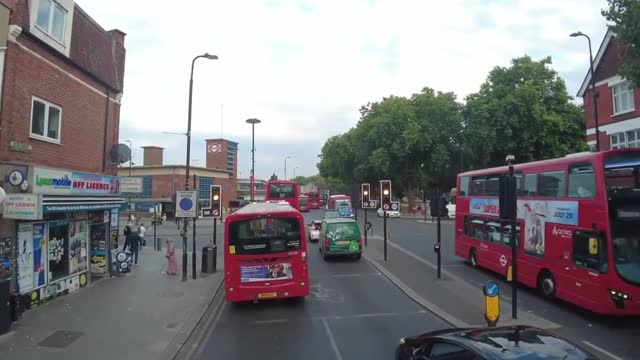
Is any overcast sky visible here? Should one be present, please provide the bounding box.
[79,0,609,180]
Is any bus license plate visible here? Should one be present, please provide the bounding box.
[258,292,277,299]
[337,240,350,245]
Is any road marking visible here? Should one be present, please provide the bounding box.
[582,341,625,360]
[251,318,289,325]
[185,294,226,360]
[309,273,381,279]
[322,318,344,360]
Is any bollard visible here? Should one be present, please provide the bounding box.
[483,281,500,327]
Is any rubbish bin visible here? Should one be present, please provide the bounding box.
[202,245,217,273]
[0,279,11,335]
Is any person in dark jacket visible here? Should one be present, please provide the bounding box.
[122,226,132,251]
[126,230,142,265]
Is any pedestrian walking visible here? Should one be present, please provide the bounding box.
[122,225,132,251]
[126,230,142,265]
[162,213,167,224]
[165,239,178,275]
[139,223,146,247]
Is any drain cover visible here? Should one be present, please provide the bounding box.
[37,330,84,348]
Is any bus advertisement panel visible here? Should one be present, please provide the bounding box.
[224,202,309,302]
[454,149,640,315]
[266,180,300,209]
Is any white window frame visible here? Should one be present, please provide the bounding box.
[30,96,62,144]
[609,129,640,150]
[35,0,66,44]
[611,81,635,116]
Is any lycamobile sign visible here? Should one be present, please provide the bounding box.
[36,174,72,188]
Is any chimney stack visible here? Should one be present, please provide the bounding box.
[142,146,164,166]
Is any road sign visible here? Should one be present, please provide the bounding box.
[383,203,390,210]
[483,280,500,327]
[390,201,399,211]
[175,191,197,218]
[368,200,376,208]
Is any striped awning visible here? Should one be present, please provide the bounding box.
[42,196,127,213]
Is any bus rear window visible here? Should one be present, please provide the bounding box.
[269,184,295,198]
[229,217,302,254]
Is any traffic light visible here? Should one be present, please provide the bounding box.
[210,185,222,218]
[361,183,370,208]
[380,180,392,210]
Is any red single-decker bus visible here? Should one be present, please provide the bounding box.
[224,201,310,302]
[454,149,640,315]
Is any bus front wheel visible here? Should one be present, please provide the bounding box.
[469,249,478,267]
[538,271,556,299]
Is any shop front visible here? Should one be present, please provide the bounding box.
[2,166,124,311]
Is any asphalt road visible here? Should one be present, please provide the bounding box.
[362,213,639,360]
[188,209,449,360]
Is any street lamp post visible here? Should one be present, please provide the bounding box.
[293,166,299,179]
[246,118,261,202]
[125,140,133,221]
[284,156,291,180]
[571,31,600,152]
[182,52,218,282]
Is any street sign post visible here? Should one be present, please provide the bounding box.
[499,155,518,319]
[175,191,197,218]
[483,281,500,327]
[380,180,392,261]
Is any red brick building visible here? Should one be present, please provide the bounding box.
[117,141,238,218]
[0,0,127,311]
[578,27,640,150]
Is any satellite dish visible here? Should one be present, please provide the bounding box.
[110,143,131,164]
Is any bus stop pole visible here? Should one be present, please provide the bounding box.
[363,209,368,247]
[437,194,442,279]
[192,217,197,279]
[383,211,387,261]
[510,164,518,319]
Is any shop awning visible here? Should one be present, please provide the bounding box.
[42,196,127,213]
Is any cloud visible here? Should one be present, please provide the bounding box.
[79,0,609,178]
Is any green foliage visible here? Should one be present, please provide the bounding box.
[603,0,640,87]
[463,56,587,168]
[318,55,589,196]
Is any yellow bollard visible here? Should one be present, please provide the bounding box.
[483,281,500,327]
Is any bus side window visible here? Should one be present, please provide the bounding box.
[459,176,470,197]
[573,231,607,273]
[568,163,596,198]
[524,174,537,196]
[470,177,485,196]
[539,171,566,197]
[486,175,501,196]
[515,172,523,195]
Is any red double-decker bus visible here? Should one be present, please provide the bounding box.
[455,149,640,315]
[224,201,310,302]
[305,192,321,209]
[266,180,299,209]
[298,195,310,212]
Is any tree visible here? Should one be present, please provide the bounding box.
[603,0,640,87]
[462,56,587,169]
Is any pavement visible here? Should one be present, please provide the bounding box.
[0,235,224,360]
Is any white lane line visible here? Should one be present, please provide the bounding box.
[582,341,626,360]
[326,312,400,320]
[309,273,381,279]
[322,318,344,360]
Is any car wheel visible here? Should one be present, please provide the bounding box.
[469,249,478,268]
[538,271,556,299]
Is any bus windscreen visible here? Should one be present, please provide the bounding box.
[229,217,302,255]
[269,184,295,198]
